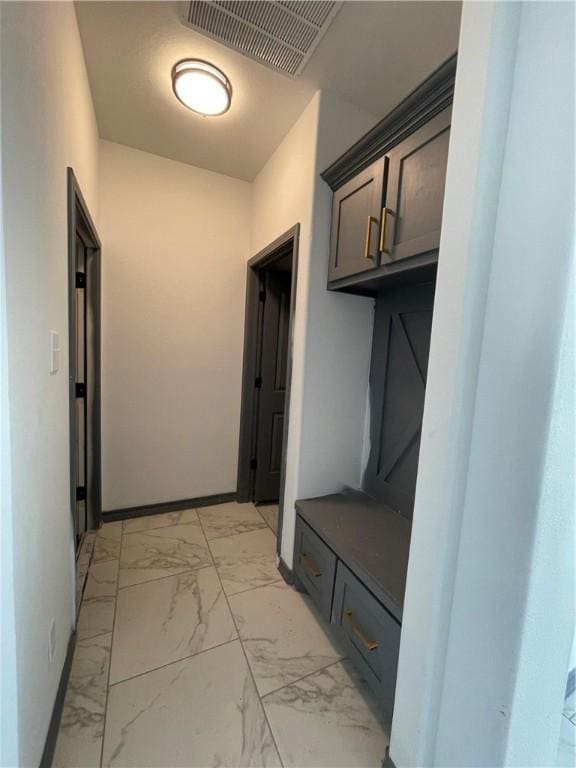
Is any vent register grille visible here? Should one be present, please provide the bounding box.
[181,1,341,77]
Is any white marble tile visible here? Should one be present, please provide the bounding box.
[93,522,122,563]
[110,566,236,683]
[81,530,97,557]
[198,501,267,540]
[210,527,279,596]
[76,590,114,642]
[76,560,119,640]
[75,552,92,615]
[263,659,389,768]
[102,641,281,768]
[258,505,279,534]
[86,558,119,598]
[102,521,123,539]
[53,633,112,768]
[119,518,211,588]
[229,581,344,696]
[77,550,92,574]
[122,508,198,534]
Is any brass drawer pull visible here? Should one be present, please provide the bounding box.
[379,207,391,253]
[343,610,379,651]
[300,552,322,578]
[364,216,378,260]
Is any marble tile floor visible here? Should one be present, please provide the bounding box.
[257,504,279,534]
[54,501,389,768]
[75,531,96,617]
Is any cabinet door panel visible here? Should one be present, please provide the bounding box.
[328,157,386,283]
[383,107,451,264]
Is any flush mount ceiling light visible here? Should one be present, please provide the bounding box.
[172,59,232,116]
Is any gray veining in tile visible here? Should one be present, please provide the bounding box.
[76,551,92,616]
[82,531,97,556]
[86,557,119,598]
[230,581,344,696]
[119,518,211,588]
[210,527,279,596]
[77,559,119,640]
[263,659,389,767]
[122,508,198,534]
[53,632,112,768]
[258,505,279,534]
[110,566,236,683]
[198,501,267,540]
[102,641,281,767]
[93,522,122,563]
[76,597,116,642]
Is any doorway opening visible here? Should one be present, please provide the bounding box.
[237,225,299,553]
[67,168,102,550]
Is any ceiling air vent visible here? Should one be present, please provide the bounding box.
[180,1,342,77]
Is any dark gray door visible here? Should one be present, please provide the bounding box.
[364,281,435,519]
[73,222,100,545]
[68,168,101,547]
[328,157,387,283]
[74,234,87,542]
[254,270,291,502]
[381,108,451,265]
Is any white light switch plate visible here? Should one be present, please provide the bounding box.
[49,331,60,374]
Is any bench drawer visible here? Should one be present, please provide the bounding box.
[294,516,337,621]
[332,561,401,715]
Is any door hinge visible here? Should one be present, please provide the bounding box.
[75,272,85,288]
[250,458,257,470]
[75,382,85,398]
[255,376,262,389]
[76,486,86,502]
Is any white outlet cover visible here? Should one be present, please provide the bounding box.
[48,618,56,662]
[49,330,60,375]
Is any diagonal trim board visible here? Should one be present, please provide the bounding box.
[377,312,426,481]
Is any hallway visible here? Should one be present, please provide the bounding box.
[54,503,389,767]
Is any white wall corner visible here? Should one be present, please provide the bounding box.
[392,1,575,766]
[1,3,100,762]
[390,2,522,765]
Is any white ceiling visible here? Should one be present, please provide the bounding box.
[76,1,461,181]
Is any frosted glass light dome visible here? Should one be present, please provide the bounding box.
[172,60,232,116]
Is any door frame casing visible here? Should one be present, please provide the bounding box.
[67,168,102,536]
[237,224,300,554]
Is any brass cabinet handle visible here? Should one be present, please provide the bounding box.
[379,207,390,253]
[343,610,379,651]
[299,552,322,578]
[364,216,378,260]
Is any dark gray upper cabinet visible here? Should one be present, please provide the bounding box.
[322,54,457,295]
[328,157,386,283]
[381,108,451,266]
